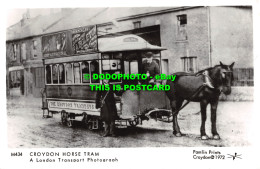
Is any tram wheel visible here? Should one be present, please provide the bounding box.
[129,120,137,127]
[87,122,93,130]
[67,120,73,128]
[82,113,89,125]
[129,117,139,127]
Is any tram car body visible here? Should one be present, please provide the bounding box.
[42,34,170,129]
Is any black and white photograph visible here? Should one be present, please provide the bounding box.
[2,1,260,169]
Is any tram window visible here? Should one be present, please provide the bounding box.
[102,54,110,59]
[65,64,73,84]
[102,59,121,83]
[102,60,121,71]
[82,62,90,83]
[124,60,139,74]
[124,52,140,74]
[74,63,81,84]
[102,53,122,59]
[102,60,110,70]
[90,61,99,83]
[52,65,58,84]
[113,53,122,59]
[130,61,138,74]
[124,61,130,74]
[59,64,65,84]
[112,71,121,83]
[46,65,51,84]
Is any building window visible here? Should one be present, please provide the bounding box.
[12,44,17,60]
[33,40,37,58]
[133,21,141,29]
[177,14,187,40]
[9,71,21,88]
[181,56,197,73]
[232,68,254,86]
[21,43,26,61]
[33,40,37,50]
[177,14,187,25]
[161,59,169,75]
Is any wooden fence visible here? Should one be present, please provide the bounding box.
[232,68,254,86]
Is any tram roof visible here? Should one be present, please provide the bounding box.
[98,34,166,52]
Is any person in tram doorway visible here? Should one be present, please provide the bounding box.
[141,51,160,84]
[95,77,119,137]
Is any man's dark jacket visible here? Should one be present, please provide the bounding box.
[95,87,118,122]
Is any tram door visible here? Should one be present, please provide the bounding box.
[120,52,140,118]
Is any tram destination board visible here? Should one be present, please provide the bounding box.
[48,100,98,112]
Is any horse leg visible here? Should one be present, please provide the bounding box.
[171,99,183,137]
[170,100,177,135]
[200,100,209,140]
[175,99,184,137]
[210,99,220,140]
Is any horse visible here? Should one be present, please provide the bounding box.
[165,62,235,140]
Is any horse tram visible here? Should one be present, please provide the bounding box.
[41,25,235,140]
[41,25,171,130]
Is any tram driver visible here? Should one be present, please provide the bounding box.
[141,52,160,85]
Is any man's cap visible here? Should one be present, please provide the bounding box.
[145,52,154,58]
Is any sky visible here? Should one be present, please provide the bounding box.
[6,8,61,28]
[5,0,257,28]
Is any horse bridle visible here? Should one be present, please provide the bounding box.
[221,70,233,78]
[202,71,215,89]
[202,69,233,93]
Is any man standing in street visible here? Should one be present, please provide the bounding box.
[95,78,118,137]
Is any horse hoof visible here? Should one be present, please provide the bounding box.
[213,135,220,140]
[201,135,209,140]
[175,133,182,137]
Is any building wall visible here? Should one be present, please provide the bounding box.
[7,36,44,97]
[6,42,23,97]
[210,6,253,68]
[30,37,43,59]
[30,37,45,98]
[99,7,210,74]
[25,36,44,97]
[165,7,209,72]
[6,42,22,66]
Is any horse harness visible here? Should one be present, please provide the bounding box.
[173,70,223,114]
